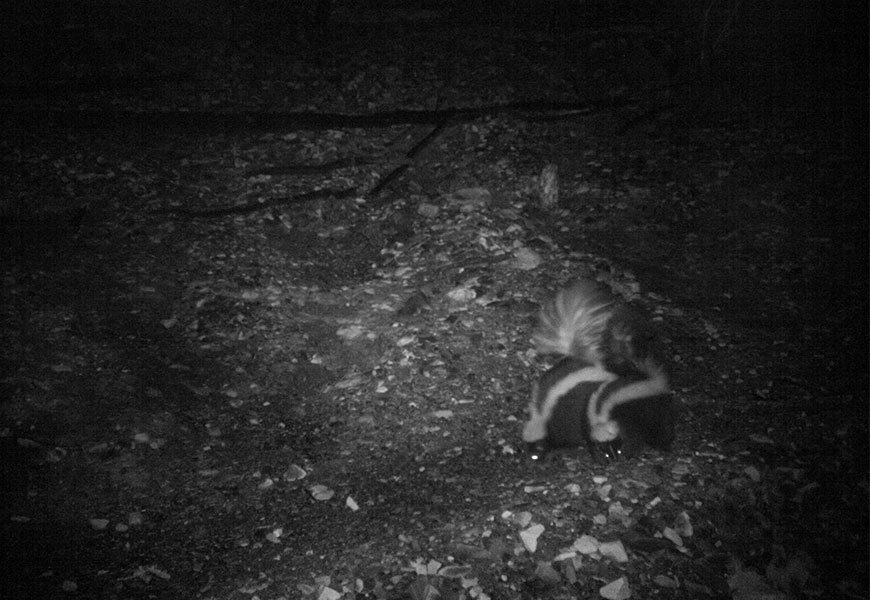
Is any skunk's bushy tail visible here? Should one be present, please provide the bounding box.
[533,280,612,364]
[533,281,659,376]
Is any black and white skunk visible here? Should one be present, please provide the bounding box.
[523,281,675,460]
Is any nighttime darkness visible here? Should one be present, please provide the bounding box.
[1,1,867,599]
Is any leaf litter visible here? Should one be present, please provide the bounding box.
[1,4,866,600]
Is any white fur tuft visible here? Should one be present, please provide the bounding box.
[534,282,612,364]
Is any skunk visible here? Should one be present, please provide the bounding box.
[523,281,675,460]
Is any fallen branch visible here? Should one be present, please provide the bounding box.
[244,157,377,177]
[151,187,357,218]
[9,96,635,133]
[367,118,450,201]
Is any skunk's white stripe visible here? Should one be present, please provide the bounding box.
[523,365,615,442]
[588,359,669,442]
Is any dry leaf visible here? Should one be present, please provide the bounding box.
[574,535,599,554]
[309,484,335,501]
[512,247,542,270]
[409,577,441,600]
[662,527,683,547]
[520,523,544,553]
[316,586,342,600]
[600,576,631,600]
[284,464,307,481]
[534,561,561,584]
[512,511,532,527]
[317,587,341,600]
[438,565,471,579]
[674,511,693,537]
[600,540,629,563]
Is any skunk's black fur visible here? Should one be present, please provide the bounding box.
[523,281,675,460]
